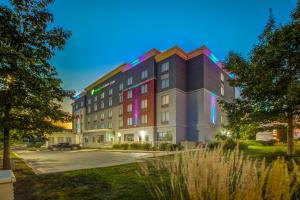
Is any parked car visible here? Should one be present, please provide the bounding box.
[48,143,81,151]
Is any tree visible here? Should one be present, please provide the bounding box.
[0,0,74,169]
[221,4,300,155]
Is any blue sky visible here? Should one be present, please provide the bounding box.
[1,0,297,111]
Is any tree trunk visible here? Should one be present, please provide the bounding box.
[2,128,11,169]
[287,116,294,156]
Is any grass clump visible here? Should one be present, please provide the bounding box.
[140,146,300,200]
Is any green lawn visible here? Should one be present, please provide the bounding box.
[10,157,151,200]
[0,144,299,200]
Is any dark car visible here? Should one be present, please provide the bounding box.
[49,143,81,151]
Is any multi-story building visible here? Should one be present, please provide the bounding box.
[72,45,235,147]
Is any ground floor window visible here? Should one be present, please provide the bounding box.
[66,137,72,143]
[157,131,173,142]
[48,137,54,144]
[124,134,134,142]
[84,137,88,143]
[57,137,64,143]
[97,135,105,143]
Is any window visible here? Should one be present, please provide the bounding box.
[94,124,98,129]
[221,116,224,125]
[94,95,98,102]
[221,83,225,96]
[108,97,113,106]
[94,115,97,121]
[141,69,148,79]
[161,62,169,73]
[80,101,84,107]
[92,136,96,143]
[127,104,132,112]
[87,117,90,124]
[141,114,148,124]
[118,107,123,116]
[161,95,169,106]
[221,73,224,82]
[108,122,113,129]
[57,137,64,143]
[127,117,133,126]
[119,83,124,91]
[127,90,133,99]
[98,135,104,143]
[124,134,134,141]
[118,119,123,128]
[87,106,91,113]
[157,132,173,141]
[161,111,170,123]
[141,84,148,94]
[76,104,79,110]
[84,137,89,143]
[108,110,113,118]
[88,98,91,105]
[108,88,113,95]
[128,77,133,85]
[48,137,54,144]
[141,99,147,109]
[161,77,169,89]
[100,112,104,120]
[101,100,105,109]
[101,92,105,99]
[119,94,123,103]
[100,123,105,129]
[94,103,97,111]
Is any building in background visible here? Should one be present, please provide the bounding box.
[72,45,235,147]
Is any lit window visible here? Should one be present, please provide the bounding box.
[94,95,98,102]
[127,90,133,99]
[141,114,148,124]
[94,104,97,111]
[118,107,123,116]
[108,122,113,129]
[127,104,132,112]
[101,92,105,99]
[119,83,123,91]
[161,77,169,89]
[119,94,123,103]
[108,110,113,118]
[108,88,113,95]
[221,73,224,82]
[161,95,169,106]
[161,111,169,123]
[128,77,133,85]
[221,83,225,96]
[127,117,133,126]
[141,99,148,109]
[141,84,148,94]
[161,62,169,73]
[124,133,134,141]
[108,97,113,106]
[141,69,148,79]
[101,100,105,109]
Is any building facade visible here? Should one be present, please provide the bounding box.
[72,46,235,147]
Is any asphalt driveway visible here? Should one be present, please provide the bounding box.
[14,149,154,174]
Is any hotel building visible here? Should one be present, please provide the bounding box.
[72,46,235,147]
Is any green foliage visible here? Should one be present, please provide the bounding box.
[112,143,129,150]
[220,4,300,154]
[208,138,248,151]
[158,143,183,151]
[0,0,74,139]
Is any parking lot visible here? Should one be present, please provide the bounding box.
[14,149,154,174]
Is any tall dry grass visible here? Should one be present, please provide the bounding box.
[139,146,300,200]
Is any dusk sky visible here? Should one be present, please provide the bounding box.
[2,0,297,112]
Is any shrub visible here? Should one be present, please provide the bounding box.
[158,143,183,151]
[112,144,122,149]
[120,143,129,150]
[143,143,151,151]
[26,142,44,148]
[207,139,248,151]
[130,143,143,150]
[140,146,300,200]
